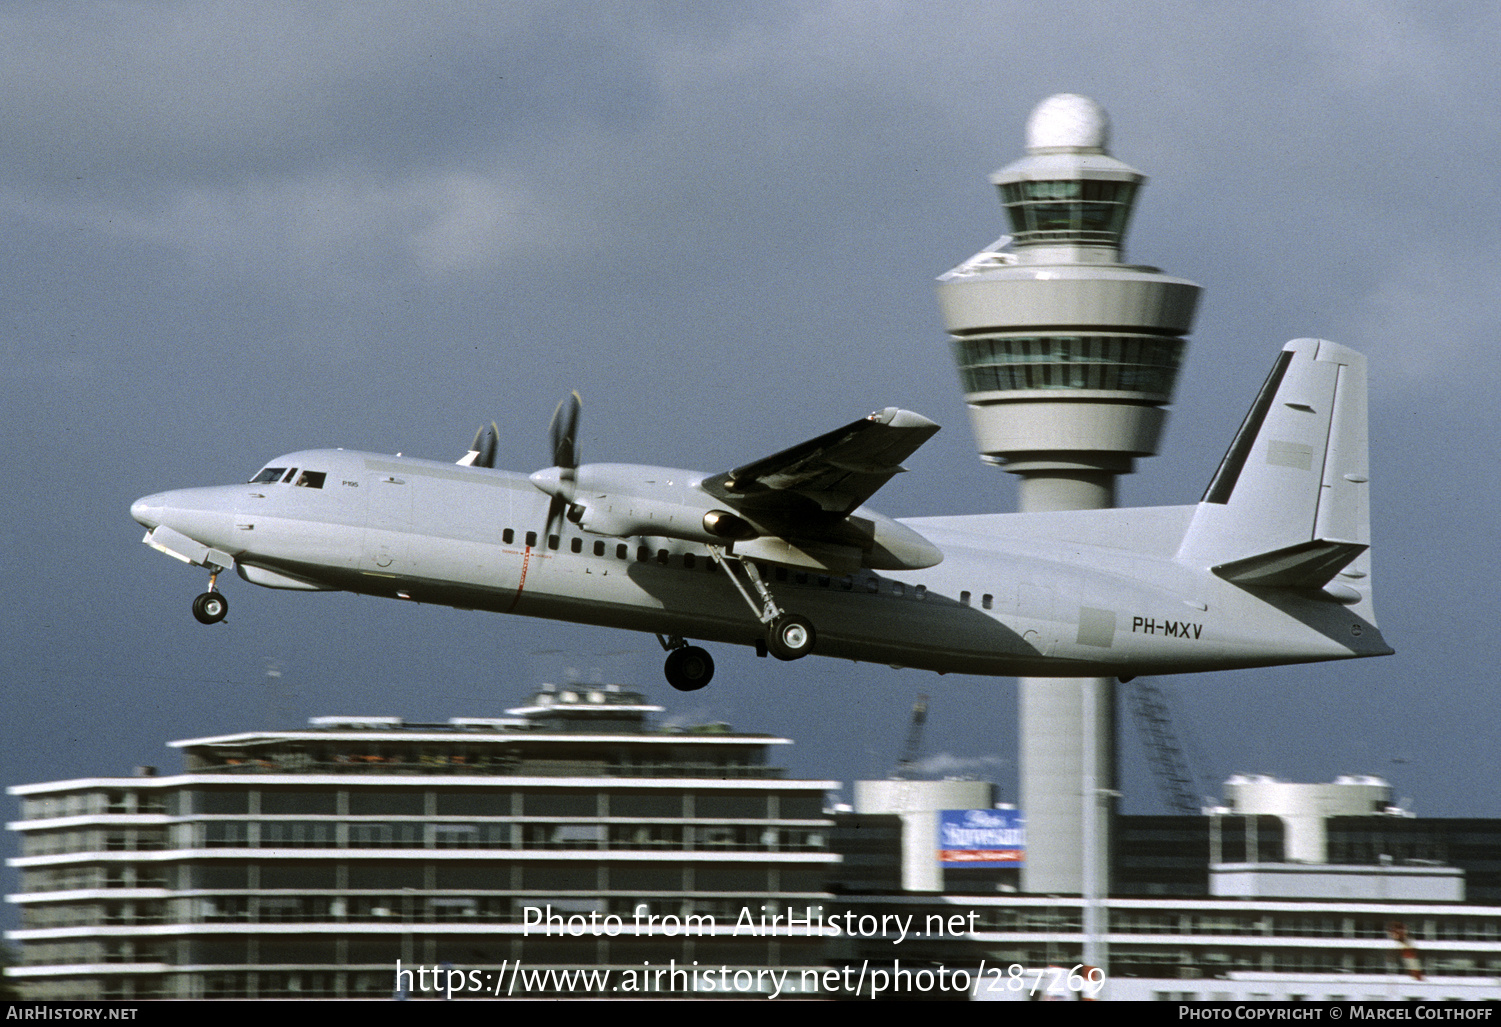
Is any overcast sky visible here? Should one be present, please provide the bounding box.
[5,2,1499,906]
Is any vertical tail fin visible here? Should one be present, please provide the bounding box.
[1178,339,1375,619]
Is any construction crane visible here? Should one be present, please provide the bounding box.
[891,694,930,780]
[1125,679,1203,815]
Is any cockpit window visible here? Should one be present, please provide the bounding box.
[295,471,326,489]
[281,468,299,483]
[250,467,287,484]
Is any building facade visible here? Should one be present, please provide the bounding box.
[5,685,836,999]
[9,694,1501,1001]
[829,776,1501,1000]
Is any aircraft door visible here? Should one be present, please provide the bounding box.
[363,473,414,575]
[1017,581,1059,656]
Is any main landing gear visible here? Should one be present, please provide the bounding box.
[708,546,818,659]
[766,613,815,661]
[654,552,818,690]
[660,639,715,692]
[191,570,228,625]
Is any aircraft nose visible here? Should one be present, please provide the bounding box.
[131,493,165,529]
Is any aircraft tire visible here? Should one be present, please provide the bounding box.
[664,646,714,691]
[767,614,815,661]
[192,592,228,625]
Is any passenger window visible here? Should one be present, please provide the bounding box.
[774,567,788,583]
[616,544,628,560]
[570,538,582,554]
[593,540,605,557]
[657,549,669,565]
[525,531,538,548]
[816,574,830,588]
[683,553,696,570]
[915,585,927,600]
[982,594,994,610]
[892,582,905,597]
[294,471,325,489]
[866,578,879,594]
[960,590,971,606]
[794,571,808,585]
[503,529,514,545]
[548,534,560,551]
[840,576,853,591]
[637,546,651,562]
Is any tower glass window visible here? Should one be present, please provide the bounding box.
[953,333,1184,401]
[1000,179,1138,247]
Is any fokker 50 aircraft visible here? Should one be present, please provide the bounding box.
[132,338,1391,691]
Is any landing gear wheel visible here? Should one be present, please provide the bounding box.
[766,614,814,661]
[192,592,228,625]
[664,646,715,691]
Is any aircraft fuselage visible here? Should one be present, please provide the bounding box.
[130,447,1391,680]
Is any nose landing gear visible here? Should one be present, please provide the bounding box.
[192,592,228,624]
[191,571,228,625]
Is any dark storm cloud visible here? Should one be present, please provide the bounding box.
[3,3,1498,930]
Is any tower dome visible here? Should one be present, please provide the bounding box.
[1025,93,1110,152]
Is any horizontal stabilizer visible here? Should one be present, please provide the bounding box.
[1213,538,1368,589]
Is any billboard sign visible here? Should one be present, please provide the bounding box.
[939,808,1025,867]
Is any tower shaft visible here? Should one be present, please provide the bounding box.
[936,95,1202,901]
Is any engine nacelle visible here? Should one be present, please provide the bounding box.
[702,510,758,540]
[535,463,941,569]
[575,498,732,546]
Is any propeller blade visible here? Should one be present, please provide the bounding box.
[478,421,498,469]
[550,391,582,470]
[460,422,500,469]
[546,493,569,537]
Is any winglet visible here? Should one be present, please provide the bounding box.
[868,407,940,430]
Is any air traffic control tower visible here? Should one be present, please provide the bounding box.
[936,95,1201,896]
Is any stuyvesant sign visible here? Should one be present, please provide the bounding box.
[938,809,1025,867]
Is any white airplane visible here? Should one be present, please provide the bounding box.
[131,338,1391,691]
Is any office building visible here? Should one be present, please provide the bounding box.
[5,684,836,999]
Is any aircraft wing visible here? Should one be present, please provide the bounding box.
[700,407,939,517]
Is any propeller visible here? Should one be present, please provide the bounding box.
[531,391,583,535]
